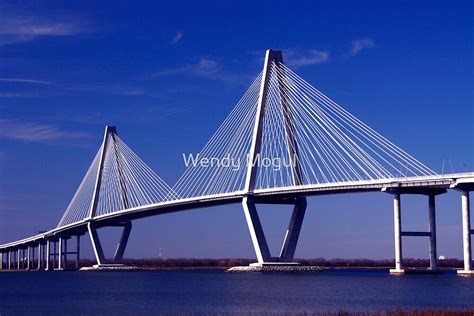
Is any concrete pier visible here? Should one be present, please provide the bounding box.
[390,193,404,274]
[76,236,80,269]
[31,246,35,270]
[88,223,106,266]
[58,238,64,270]
[279,198,307,261]
[45,240,51,271]
[37,243,43,271]
[113,222,132,263]
[428,194,437,270]
[242,197,271,263]
[52,241,56,269]
[458,190,473,275]
[389,191,441,275]
[17,248,20,270]
[63,238,68,269]
[27,246,31,270]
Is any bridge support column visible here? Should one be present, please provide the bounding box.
[58,238,63,270]
[458,191,473,275]
[279,197,307,261]
[31,246,35,270]
[388,189,444,275]
[242,196,307,265]
[64,238,68,269]
[27,246,31,271]
[45,240,51,271]
[76,236,80,270]
[428,194,437,270]
[37,243,43,271]
[0,252,3,270]
[113,222,132,263]
[242,197,271,264]
[57,237,68,270]
[17,248,20,270]
[8,251,12,269]
[390,193,404,274]
[86,222,132,267]
[390,193,403,274]
[52,241,57,269]
[88,223,106,266]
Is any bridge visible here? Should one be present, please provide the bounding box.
[1,50,473,275]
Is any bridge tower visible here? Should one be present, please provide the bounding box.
[243,50,307,266]
[87,126,133,267]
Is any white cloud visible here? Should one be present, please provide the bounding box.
[152,58,219,77]
[350,38,375,55]
[286,50,330,66]
[0,92,35,98]
[0,19,87,36]
[0,78,54,85]
[170,32,183,45]
[0,13,92,46]
[0,119,90,143]
[64,83,151,97]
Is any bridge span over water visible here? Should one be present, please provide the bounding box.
[1,50,473,275]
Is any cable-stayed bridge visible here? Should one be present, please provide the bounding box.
[1,50,473,275]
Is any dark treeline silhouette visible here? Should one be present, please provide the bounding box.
[68,257,465,269]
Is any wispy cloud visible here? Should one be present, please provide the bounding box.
[0,19,89,36]
[0,78,54,85]
[0,92,36,98]
[350,38,375,55]
[170,31,183,45]
[0,119,91,143]
[0,81,152,98]
[286,50,330,66]
[63,83,152,97]
[0,11,92,46]
[152,58,220,77]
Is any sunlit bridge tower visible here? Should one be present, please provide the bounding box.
[243,50,307,266]
[87,126,133,267]
[54,125,174,268]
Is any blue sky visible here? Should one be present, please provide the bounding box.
[0,0,473,260]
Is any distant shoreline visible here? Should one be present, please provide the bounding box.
[67,258,465,270]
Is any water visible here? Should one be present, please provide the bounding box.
[1,269,473,314]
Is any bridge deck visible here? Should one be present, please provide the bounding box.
[1,172,473,250]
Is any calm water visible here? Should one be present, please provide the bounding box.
[1,269,473,314]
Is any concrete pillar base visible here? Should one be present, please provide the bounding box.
[228,264,322,272]
[390,268,445,275]
[93,264,125,268]
[250,262,301,267]
[80,264,140,271]
[457,270,474,275]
